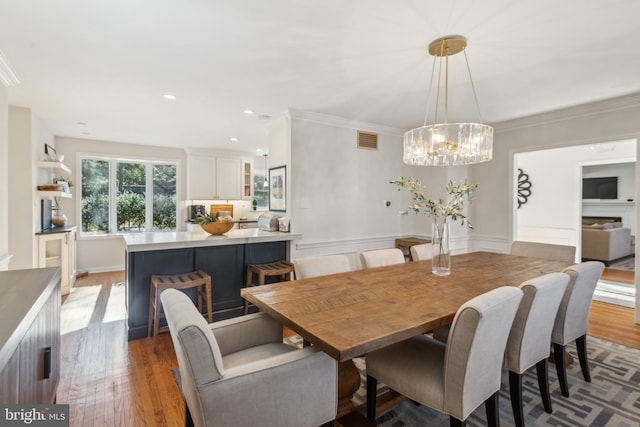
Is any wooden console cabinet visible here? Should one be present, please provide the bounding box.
[0,268,61,404]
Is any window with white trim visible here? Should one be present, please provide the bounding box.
[79,156,177,235]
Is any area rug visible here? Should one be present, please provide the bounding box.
[608,255,636,272]
[285,335,640,426]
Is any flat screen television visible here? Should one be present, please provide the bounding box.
[582,177,618,199]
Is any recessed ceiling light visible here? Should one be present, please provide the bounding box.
[243,109,254,115]
[163,94,176,100]
[76,121,88,126]
[230,137,239,142]
[256,149,263,153]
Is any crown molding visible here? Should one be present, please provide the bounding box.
[493,93,640,133]
[0,51,20,87]
[286,108,405,137]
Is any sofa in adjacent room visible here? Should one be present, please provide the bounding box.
[581,221,634,264]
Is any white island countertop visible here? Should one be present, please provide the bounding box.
[122,228,301,252]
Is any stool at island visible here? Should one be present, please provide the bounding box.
[148,270,212,353]
[244,261,294,314]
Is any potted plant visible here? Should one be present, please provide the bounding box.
[252,199,258,211]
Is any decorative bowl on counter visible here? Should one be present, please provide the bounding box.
[201,221,235,235]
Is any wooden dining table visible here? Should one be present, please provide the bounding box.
[241,251,571,420]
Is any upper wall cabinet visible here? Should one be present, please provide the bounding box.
[187,149,253,200]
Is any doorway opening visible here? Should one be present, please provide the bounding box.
[513,139,637,308]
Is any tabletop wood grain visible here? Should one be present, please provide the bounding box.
[241,251,570,362]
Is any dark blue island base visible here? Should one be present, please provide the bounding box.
[125,240,287,341]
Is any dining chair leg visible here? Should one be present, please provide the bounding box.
[576,334,591,382]
[509,371,524,427]
[536,359,552,413]
[450,416,465,427]
[185,402,194,427]
[553,343,570,397]
[366,374,377,423]
[484,391,500,427]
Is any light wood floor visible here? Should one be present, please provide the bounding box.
[57,270,640,427]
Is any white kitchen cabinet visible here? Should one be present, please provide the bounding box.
[242,160,253,200]
[187,152,250,200]
[37,229,76,295]
[216,157,241,199]
[188,156,216,200]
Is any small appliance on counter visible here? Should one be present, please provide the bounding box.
[257,213,282,231]
[189,204,206,222]
[278,217,290,232]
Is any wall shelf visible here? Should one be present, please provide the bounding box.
[37,191,72,199]
[37,160,71,174]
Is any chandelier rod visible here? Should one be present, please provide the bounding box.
[463,49,484,124]
[422,55,439,127]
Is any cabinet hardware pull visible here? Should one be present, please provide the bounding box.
[43,347,52,379]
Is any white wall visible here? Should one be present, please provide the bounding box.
[284,109,468,267]
[55,136,187,272]
[514,140,636,253]
[7,107,54,270]
[0,85,8,270]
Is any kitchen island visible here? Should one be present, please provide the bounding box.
[123,228,300,340]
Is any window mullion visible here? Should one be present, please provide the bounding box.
[146,163,153,231]
[109,161,117,233]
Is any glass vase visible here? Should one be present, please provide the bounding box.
[432,219,451,276]
[51,210,68,228]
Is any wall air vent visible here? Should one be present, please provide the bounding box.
[357,131,378,150]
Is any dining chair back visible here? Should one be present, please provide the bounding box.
[293,254,351,279]
[160,288,338,427]
[510,241,576,263]
[551,261,605,397]
[366,286,523,426]
[360,248,405,269]
[410,243,432,261]
[504,272,570,426]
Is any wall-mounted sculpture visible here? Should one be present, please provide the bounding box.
[517,168,532,208]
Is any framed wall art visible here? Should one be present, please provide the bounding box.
[268,165,286,212]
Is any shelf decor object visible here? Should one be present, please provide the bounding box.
[403,36,493,166]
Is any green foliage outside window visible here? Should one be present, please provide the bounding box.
[81,158,177,234]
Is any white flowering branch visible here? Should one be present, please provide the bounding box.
[390,177,478,229]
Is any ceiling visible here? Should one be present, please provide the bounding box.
[2,0,640,154]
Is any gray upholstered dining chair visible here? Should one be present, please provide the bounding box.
[551,261,605,398]
[410,243,432,261]
[431,273,571,426]
[366,286,524,427]
[510,241,576,263]
[360,248,405,268]
[160,288,338,427]
[504,272,570,427]
[293,254,351,279]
